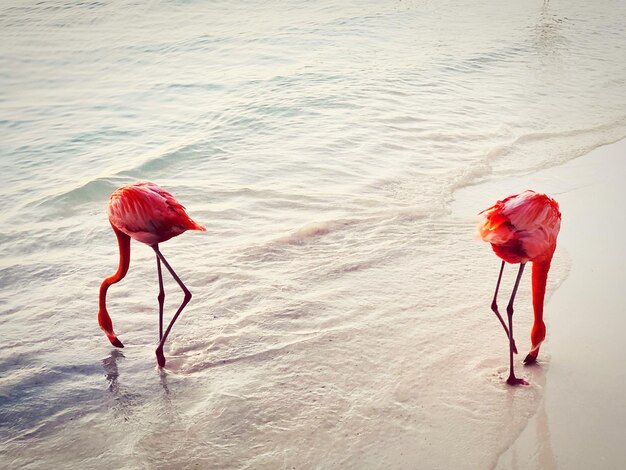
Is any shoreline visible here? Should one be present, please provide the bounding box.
[456,137,626,469]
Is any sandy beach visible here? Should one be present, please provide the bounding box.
[456,137,626,469]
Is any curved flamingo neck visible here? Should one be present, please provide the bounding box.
[98,225,131,344]
[99,226,131,306]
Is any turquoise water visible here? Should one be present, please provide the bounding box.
[1,1,625,468]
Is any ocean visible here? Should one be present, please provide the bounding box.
[1,0,625,468]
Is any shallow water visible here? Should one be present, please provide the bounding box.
[1,0,625,468]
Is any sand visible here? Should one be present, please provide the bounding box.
[455,137,626,469]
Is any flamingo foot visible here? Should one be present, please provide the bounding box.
[156,347,166,368]
[506,376,529,386]
[523,353,537,365]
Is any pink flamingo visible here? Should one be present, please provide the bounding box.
[479,190,561,385]
[98,182,206,367]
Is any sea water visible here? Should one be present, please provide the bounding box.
[1,1,625,468]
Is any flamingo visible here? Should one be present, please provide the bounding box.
[478,190,561,385]
[98,182,206,367]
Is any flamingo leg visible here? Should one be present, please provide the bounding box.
[490,260,518,354]
[156,247,165,341]
[152,246,192,368]
[506,263,527,385]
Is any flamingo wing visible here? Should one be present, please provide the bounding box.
[108,182,205,245]
[479,190,561,262]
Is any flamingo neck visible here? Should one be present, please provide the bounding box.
[98,226,131,341]
[529,254,554,354]
[531,256,552,317]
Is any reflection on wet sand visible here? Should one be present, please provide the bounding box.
[533,0,568,59]
[497,359,556,469]
[535,399,557,469]
[102,349,124,393]
[101,350,140,420]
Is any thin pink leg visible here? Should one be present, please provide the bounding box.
[506,263,527,386]
[490,260,517,354]
[156,250,165,341]
[152,246,192,368]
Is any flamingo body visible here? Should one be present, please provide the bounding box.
[479,190,561,264]
[479,190,561,385]
[108,182,205,246]
[98,182,206,367]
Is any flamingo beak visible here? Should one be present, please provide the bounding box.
[108,335,124,348]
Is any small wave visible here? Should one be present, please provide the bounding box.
[169,327,357,374]
[161,82,225,92]
[235,205,432,267]
[448,116,626,196]
[173,338,315,374]
[29,177,119,211]
[276,221,338,244]
[118,140,227,177]
[27,138,228,213]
